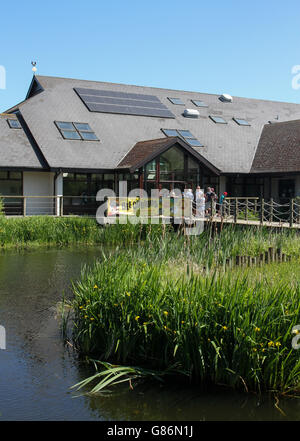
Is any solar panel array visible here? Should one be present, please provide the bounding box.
[74,88,175,119]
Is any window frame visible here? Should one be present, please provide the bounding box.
[209,115,228,124]
[161,128,204,147]
[191,99,208,108]
[167,97,185,106]
[54,121,99,141]
[7,119,22,129]
[233,117,251,126]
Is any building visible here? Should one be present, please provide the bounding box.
[1,74,300,215]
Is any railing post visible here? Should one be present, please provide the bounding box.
[270,198,273,223]
[290,198,294,228]
[23,197,27,217]
[245,198,248,221]
[260,198,264,225]
[60,196,63,216]
[234,198,238,223]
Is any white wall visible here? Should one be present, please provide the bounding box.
[23,172,54,215]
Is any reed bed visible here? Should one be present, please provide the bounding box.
[69,228,300,395]
[0,216,101,247]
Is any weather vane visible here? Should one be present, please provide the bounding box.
[31,61,37,75]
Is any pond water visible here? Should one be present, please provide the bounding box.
[0,247,299,421]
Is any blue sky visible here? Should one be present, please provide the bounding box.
[1,0,300,111]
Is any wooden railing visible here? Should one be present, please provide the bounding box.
[201,197,300,227]
[0,195,300,227]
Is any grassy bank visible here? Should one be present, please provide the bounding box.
[69,229,300,396]
[0,216,103,248]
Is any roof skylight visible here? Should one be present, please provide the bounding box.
[167,97,184,105]
[209,115,227,124]
[55,121,99,141]
[7,119,21,129]
[191,100,208,108]
[161,128,203,147]
[233,117,250,126]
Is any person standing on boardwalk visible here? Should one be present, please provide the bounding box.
[196,186,205,218]
[219,191,228,215]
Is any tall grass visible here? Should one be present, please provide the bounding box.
[0,216,101,248]
[0,197,4,217]
[70,239,300,395]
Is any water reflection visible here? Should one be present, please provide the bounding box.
[0,247,299,421]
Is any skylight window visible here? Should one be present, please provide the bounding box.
[162,129,179,137]
[161,128,203,147]
[7,119,21,129]
[55,121,99,141]
[233,117,250,126]
[209,115,227,124]
[167,97,184,105]
[191,100,208,108]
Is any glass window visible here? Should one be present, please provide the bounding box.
[80,131,99,141]
[55,121,99,141]
[56,121,74,130]
[7,119,21,129]
[159,146,185,181]
[161,129,179,137]
[177,130,194,139]
[162,128,203,148]
[103,174,115,180]
[0,171,22,197]
[73,123,93,132]
[61,130,81,140]
[186,138,203,147]
[167,97,184,105]
[9,172,22,179]
[233,118,250,126]
[75,174,87,180]
[209,116,227,124]
[191,100,208,107]
[146,161,156,180]
[188,156,199,172]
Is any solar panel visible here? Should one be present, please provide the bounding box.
[74,88,175,118]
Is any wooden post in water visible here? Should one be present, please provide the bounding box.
[269,247,275,262]
[265,250,269,264]
[276,248,282,262]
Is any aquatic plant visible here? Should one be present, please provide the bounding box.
[70,243,300,395]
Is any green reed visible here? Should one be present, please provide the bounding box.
[70,239,300,395]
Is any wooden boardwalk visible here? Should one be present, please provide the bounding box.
[204,216,300,229]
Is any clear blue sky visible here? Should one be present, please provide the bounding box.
[1,0,300,111]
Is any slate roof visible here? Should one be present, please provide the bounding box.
[0,114,45,169]
[118,137,220,174]
[5,75,300,173]
[251,119,300,173]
